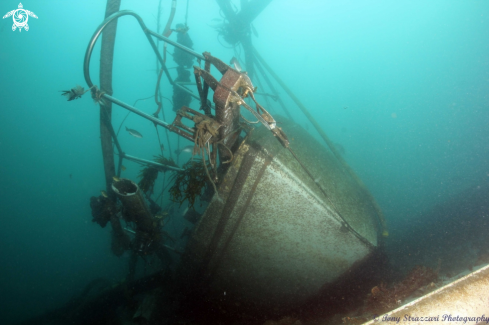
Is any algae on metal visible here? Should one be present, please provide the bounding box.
[138,155,178,194]
[169,159,210,209]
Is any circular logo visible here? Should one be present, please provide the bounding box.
[2,3,38,32]
[14,9,28,28]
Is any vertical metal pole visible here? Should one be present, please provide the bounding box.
[99,0,131,256]
[99,0,121,197]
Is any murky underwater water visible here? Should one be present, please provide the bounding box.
[1,1,488,324]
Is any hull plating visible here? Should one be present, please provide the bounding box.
[180,118,380,308]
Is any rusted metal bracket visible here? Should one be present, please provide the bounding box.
[193,53,290,150]
[172,106,222,145]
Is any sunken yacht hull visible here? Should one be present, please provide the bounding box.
[178,117,381,310]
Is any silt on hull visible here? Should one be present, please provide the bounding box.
[180,118,381,309]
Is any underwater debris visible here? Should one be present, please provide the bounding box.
[169,159,210,209]
[60,85,87,101]
[138,155,178,194]
[89,195,117,228]
[90,85,107,105]
[365,265,438,314]
[173,23,194,68]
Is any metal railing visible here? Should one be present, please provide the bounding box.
[83,10,209,174]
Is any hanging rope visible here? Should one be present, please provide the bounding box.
[193,117,220,151]
[152,67,165,156]
[153,68,165,117]
[151,66,174,159]
[115,95,154,138]
[201,150,220,202]
[158,87,173,159]
[181,112,226,202]
[162,0,177,65]
[163,0,177,37]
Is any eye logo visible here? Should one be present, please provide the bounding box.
[3,3,38,32]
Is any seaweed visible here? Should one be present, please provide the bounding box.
[138,155,178,194]
[169,159,210,209]
[138,167,159,194]
[154,155,178,171]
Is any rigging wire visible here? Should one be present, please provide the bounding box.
[115,95,154,139]
[153,67,172,159]
[217,32,235,49]
[158,87,173,159]
[161,172,167,201]
[251,65,274,113]
[185,0,189,27]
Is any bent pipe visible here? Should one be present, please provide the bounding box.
[83,10,202,141]
[111,178,154,233]
[84,10,204,89]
